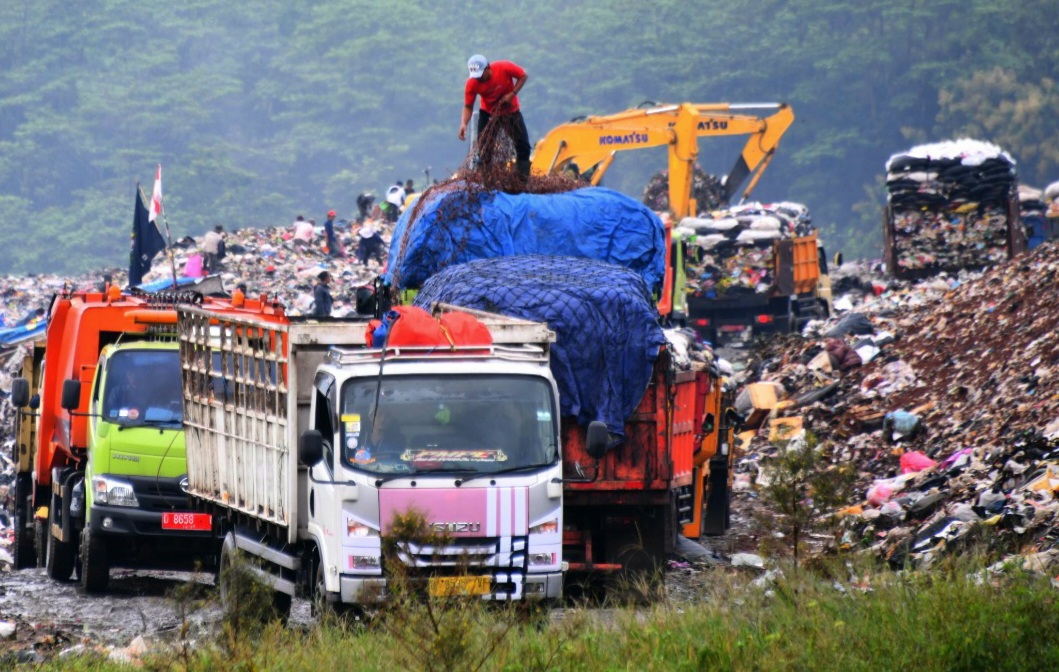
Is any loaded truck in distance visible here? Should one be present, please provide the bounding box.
[681,202,832,346]
[178,301,566,612]
[9,287,240,591]
[883,138,1026,280]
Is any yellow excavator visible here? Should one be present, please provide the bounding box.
[530,101,796,220]
[531,101,830,340]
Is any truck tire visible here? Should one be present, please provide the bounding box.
[218,532,247,616]
[606,506,670,601]
[45,497,76,581]
[218,532,290,624]
[79,526,109,593]
[701,461,730,536]
[312,554,334,620]
[311,552,353,623]
[34,518,47,569]
[12,474,36,570]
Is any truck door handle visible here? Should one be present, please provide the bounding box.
[309,488,315,517]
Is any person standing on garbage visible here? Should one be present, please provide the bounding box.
[458,54,531,180]
[356,222,385,266]
[355,193,374,224]
[323,210,343,258]
[203,225,226,272]
[312,271,334,317]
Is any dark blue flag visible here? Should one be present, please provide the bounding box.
[129,184,166,286]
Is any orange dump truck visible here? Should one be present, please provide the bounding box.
[685,229,831,347]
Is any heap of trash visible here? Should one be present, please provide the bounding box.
[642,167,726,215]
[732,241,1059,573]
[677,201,813,297]
[885,138,1018,276]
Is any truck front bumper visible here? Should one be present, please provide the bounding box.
[90,505,215,567]
[337,571,564,604]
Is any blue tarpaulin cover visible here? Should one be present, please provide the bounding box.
[0,320,46,347]
[385,186,666,292]
[413,255,665,436]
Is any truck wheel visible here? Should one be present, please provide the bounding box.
[218,532,247,616]
[34,518,47,569]
[312,554,351,622]
[607,507,669,601]
[218,532,290,624]
[311,556,332,619]
[701,462,730,536]
[79,526,109,593]
[12,474,37,570]
[45,498,76,581]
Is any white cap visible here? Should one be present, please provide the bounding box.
[467,54,488,79]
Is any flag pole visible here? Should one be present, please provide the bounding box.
[139,183,178,288]
[160,209,178,289]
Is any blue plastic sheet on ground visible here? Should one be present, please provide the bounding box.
[413,255,665,436]
[385,186,666,292]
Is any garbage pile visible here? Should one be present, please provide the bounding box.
[642,167,726,214]
[677,201,813,297]
[886,138,1017,276]
[734,241,1059,571]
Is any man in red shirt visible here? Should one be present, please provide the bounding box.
[458,54,531,179]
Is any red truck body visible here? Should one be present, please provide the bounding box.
[561,352,728,575]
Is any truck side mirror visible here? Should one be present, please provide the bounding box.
[724,408,745,431]
[299,429,324,467]
[585,421,609,459]
[11,377,29,408]
[702,412,715,435]
[61,379,82,412]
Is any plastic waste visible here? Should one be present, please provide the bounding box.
[824,312,873,338]
[867,482,894,506]
[900,450,937,474]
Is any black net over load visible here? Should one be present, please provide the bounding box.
[412,255,666,436]
[885,139,1018,275]
[642,167,726,214]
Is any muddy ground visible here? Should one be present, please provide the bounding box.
[0,514,764,666]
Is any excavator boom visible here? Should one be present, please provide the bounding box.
[531,102,794,219]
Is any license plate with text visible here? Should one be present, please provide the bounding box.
[161,512,212,531]
[428,576,491,597]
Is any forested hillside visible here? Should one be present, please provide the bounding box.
[1,0,1056,273]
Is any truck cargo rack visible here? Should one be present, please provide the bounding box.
[326,343,550,366]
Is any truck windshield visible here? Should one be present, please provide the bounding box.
[102,349,182,427]
[339,375,557,476]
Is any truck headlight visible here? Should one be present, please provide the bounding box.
[346,521,380,537]
[529,518,559,535]
[92,476,139,508]
[529,552,557,566]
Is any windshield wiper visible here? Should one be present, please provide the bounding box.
[460,463,552,481]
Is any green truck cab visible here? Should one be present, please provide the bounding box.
[76,339,213,591]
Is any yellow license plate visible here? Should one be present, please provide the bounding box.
[428,576,491,597]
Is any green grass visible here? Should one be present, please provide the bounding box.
[15,560,1059,672]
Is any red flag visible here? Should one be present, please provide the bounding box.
[149,164,163,223]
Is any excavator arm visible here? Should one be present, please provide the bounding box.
[531,102,795,220]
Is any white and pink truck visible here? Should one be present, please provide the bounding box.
[176,301,568,615]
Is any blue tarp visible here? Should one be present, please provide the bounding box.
[135,276,198,292]
[0,320,46,346]
[413,255,665,437]
[385,186,666,292]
